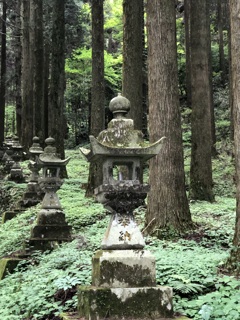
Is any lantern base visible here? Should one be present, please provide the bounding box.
[28,209,72,251]
[77,285,173,319]
[92,249,156,288]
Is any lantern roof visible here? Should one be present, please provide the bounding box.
[81,135,165,162]
[80,93,165,163]
[38,137,70,166]
[29,136,44,155]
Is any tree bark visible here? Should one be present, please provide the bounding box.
[146,0,192,235]
[14,0,22,139]
[0,0,6,145]
[217,0,227,85]
[21,0,33,151]
[122,0,144,131]
[48,0,66,161]
[226,0,240,274]
[85,0,105,197]
[184,0,191,109]
[189,0,214,202]
[31,0,44,141]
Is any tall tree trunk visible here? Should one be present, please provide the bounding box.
[49,0,66,160]
[0,0,6,145]
[122,0,144,131]
[31,0,44,141]
[218,0,226,85]
[189,0,214,202]
[184,0,191,109]
[226,0,240,274]
[43,40,50,142]
[21,0,33,151]
[85,0,105,197]
[15,0,22,139]
[146,0,192,235]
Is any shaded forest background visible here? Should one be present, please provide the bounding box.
[0,0,230,150]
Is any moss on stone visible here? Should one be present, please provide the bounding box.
[78,285,173,320]
[92,250,156,288]
[0,258,22,280]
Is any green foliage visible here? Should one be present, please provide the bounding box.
[65,49,122,148]
[4,105,16,137]
[104,0,123,43]
[0,150,239,319]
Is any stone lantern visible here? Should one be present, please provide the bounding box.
[28,137,72,251]
[8,136,24,182]
[78,94,173,319]
[20,136,44,207]
[2,137,14,173]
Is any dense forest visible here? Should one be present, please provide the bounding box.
[0,0,240,319]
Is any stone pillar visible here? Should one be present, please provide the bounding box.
[78,94,172,319]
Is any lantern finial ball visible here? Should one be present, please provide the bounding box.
[109,93,130,116]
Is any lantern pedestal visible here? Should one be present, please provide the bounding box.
[92,249,156,287]
[78,286,173,320]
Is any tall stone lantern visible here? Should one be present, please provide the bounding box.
[79,94,173,319]
[28,137,72,251]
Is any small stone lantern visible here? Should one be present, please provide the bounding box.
[20,136,44,207]
[28,137,71,251]
[8,136,24,182]
[79,94,173,319]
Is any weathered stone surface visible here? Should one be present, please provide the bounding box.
[36,209,68,225]
[2,209,24,223]
[31,224,72,239]
[101,214,145,249]
[0,258,22,280]
[2,211,17,223]
[78,285,173,320]
[92,250,156,288]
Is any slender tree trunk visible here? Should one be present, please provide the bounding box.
[31,0,44,141]
[146,0,192,235]
[0,0,6,145]
[218,0,226,85]
[21,0,33,151]
[184,0,191,109]
[226,0,240,274]
[85,0,105,197]
[15,0,22,139]
[48,0,66,160]
[189,0,214,202]
[207,4,216,153]
[43,40,50,142]
[122,0,144,131]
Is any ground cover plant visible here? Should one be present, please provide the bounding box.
[0,149,239,320]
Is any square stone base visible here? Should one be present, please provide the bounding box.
[92,250,156,288]
[78,286,173,320]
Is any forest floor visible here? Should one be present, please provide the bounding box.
[0,149,239,320]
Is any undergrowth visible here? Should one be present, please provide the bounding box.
[0,149,239,319]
